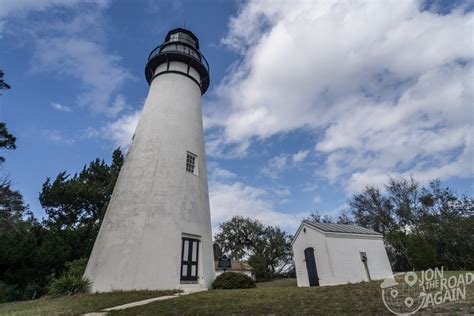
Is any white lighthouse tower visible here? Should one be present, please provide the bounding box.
[84,28,215,292]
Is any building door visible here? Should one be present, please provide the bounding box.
[304,247,319,286]
[181,238,200,282]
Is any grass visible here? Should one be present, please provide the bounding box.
[1,271,472,315]
[0,290,179,316]
[110,271,474,315]
[108,280,391,315]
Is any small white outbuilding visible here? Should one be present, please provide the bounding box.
[214,260,255,280]
[292,221,393,287]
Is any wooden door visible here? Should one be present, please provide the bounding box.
[304,247,319,286]
[180,238,200,282]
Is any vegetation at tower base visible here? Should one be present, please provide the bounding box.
[214,216,293,281]
[48,258,91,297]
[212,272,256,289]
[0,148,124,302]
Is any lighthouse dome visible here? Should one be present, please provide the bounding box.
[145,28,210,94]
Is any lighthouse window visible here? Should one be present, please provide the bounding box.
[186,152,198,175]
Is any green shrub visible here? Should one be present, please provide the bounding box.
[248,254,273,281]
[48,275,91,297]
[64,258,88,277]
[22,283,43,300]
[212,272,256,289]
[0,282,22,303]
[47,258,91,297]
[0,282,46,302]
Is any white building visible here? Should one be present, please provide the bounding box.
[292,221,392,287]
[214,260,255,280]
[84,28,215,292]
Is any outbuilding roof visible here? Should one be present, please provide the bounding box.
[214,260,252,271]
[304,221,382,236]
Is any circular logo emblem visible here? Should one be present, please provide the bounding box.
[381,272,426,315]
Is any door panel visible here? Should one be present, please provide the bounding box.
[304,247,319,287]
[181,238,200,282]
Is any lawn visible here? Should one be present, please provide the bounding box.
[110,272,474,315]
[0,290,179,316]
[1,272,472,315]
[107,280,392,315]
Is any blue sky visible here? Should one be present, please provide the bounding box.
[0,0,472,232]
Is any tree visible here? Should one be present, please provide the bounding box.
[213,243,223,261]
[335,209,354,224]
[304,211,334,223]
[0,148,126,302]
[0,69,11,91]
[214,216,266,259]
[38,148,124,262]
[40,148,123,229]
[0,177,44,300]
[214,216,292,280]
[304,209,354,224]
[0,123,16,162]
[0,178,31,229]
[260,225,293,275]
[349,186,395,235]
[348,177,474,271]
[0,70,16,163]
[416,180,474,270]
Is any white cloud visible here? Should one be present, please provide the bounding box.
[208,0,473,192]
[83,127,100,139]
[103,110,141,149]
[0,1,110,37]
[210,167,237,180]
[261,154,288,178]
[261,149,310,178]
[33,38,132,116]
[274,187,290,197]
[42,129,74,144]
[208,169,301,231]
[0,0,86,18]
[2,0,131,117]
[313,195,321,204]
[302,183,318,192]
[320,203,349,219]
[205,131,250,158]
[50,102,71,112]
[209,180,307,232]
[292,150,309,163]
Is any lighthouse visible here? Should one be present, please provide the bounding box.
[84,28,215,292]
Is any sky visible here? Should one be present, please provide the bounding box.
[0,0,473,233]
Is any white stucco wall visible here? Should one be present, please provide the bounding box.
[84,60,215,292]
[292,223,392,287]
[292,224,332,287]
[325,234,392,284]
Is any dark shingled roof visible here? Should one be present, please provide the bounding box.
[304,221,382,236]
